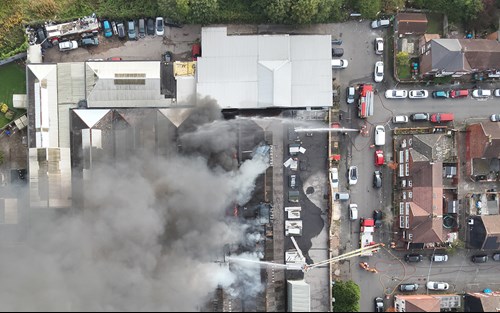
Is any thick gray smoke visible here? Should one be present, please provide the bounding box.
[0,100,269,311]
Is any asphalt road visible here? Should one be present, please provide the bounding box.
[333,21,500,312]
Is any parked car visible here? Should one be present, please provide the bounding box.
[331,38,343,45]
[334,192,350,201]
[374,61,384,82]
[471,254,488,263]
[81,35,99,47]
[111,21,118,35]
[491,114,500,122]
[472,89,492,98]
[410,113,430,122]
[432,254,448,262]
[349,166,358,185]
[495,89,500,97]
[330,168,339,188]
[155,17,164,36]
[289,174,297,188]
[147,18,155,36]
[332,59,348,69]
[36,28,51,49]
[385,89,408,99]
[349,204,358,220]
[332,47,344,57]
[430,113,454,123]
[374,297,384,312]
[373,210,383,227]
[117,22,126,39]
[138,18,146,38]
[374,150,384,166]
[127,20,137,40]
[192,43,201,61]
[450,89,469,98]
[374,37,384,55]
[409,90,429,99]
[371,19,390,29]
[393,115,409,123]
[163,51,173,62]
[426,282,449,291]
[373,171,382,188]
[405,254,423,262]
[374,125,385,146]
[399,283,419,292]
[58,40,78,52]
[102,20,113,38]
[432,90,449,98]
[492,253,500,261]
[346,86,356,104]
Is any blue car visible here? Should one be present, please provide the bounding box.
[103,20,112,38]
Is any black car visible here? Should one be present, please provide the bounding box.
[332,47,344,57]
[405,254,423,262]
[373,170,382,188]
[331,38,343,45]
[471,254,488,263]
[374,297,384,312]
[163,51,173,62]
[147,18,155,35]
[373,210,383,228]
[81,35,99,47]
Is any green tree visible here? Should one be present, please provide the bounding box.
[359,0,381,19]
[396,51,410,66]
[263,0,291,23]
[383,0,405,13]
[188,0,219,24]
[332,280,361,312]
[290,0,320,24]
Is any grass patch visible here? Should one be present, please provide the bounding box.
[397,63,411,80]
[0,62,26,128]
[426,13,443,35]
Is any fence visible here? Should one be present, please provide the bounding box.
[0,52,27,66]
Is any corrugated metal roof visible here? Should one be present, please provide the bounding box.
[57,63,85,104]
[196,27,332,109]
[287,280,310,312]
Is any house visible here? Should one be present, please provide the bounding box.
[395,133,457,248]
[395,13,428,35]
[468,215,500,250]
[465,291,500,312]
[465,122,500,180]
[419,38,500,77]
[395,294,461,312]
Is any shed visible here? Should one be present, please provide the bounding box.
[396,13,428,35]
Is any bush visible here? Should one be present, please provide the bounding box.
[332,280,360,312]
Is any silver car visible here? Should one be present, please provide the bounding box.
[409,90,429,99]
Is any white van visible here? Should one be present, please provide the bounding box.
[393,115,409,123]
[374,125,385,146]
[334,192,350,201]
[331,59,348,69]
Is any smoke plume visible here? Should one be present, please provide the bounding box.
[0,100,269,311]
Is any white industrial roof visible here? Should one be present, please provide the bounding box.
[196,27,332,109]
[85,61,175,108]
[287,280,310,312]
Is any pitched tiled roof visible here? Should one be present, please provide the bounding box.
[467,123,500,159]
[396,13,428,35]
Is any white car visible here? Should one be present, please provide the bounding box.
[371,19,390,29]
[385,89,408,99]
[472,89,492,98]
[409,90,429,99]
[393,115,409,123]
[491,114,500,122]
[155,17,164,36]
[58,40,78,52]
[329,167,339,188]
[348,166,358,185]
[374,61,384,82]
[494,89,500,97]
[331,59,348,69]
[349,204,358,220]
[426,282,449,291]
[375,37,384,55]
[374,125,385,146]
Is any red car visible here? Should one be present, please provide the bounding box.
[430,113,454,123]
[192,43,201,61]
[450,89,469,98]
[375,150,384,166]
